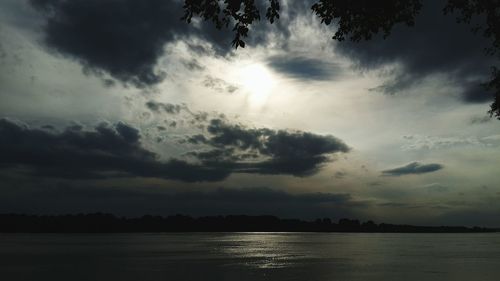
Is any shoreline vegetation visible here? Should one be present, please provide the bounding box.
[0,213,498,233]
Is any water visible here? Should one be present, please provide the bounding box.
[1,233,499,281]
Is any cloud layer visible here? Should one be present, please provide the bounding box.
[0,117,349,181]
[189,118,350,176]
[267,55,343,80]
[0,185,361,218]
[382,162,444,176]
[0,118,229,182]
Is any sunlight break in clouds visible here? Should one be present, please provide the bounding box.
[239,63,277,107]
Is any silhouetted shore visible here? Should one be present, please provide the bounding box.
[0,213,497,233]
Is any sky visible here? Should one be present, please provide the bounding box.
[0,0,499,227]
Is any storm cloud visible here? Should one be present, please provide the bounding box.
[335,0,495,102]
[190,118,351,176]
[0,117,350,181]
[146,101,184,114]
[0,118,229,182]
[382,162,444,176]
[0,185,361,218]
[29,0,240,87]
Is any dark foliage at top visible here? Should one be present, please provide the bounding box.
[311,0,422,42]
[0,213,496,233]
[183,0,280,48]
[182,0,423,45]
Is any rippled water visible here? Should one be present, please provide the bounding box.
[1,233,499,281]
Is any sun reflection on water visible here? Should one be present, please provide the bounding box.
[209,233,314,269]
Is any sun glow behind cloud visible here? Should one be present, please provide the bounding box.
[239,63,276,107]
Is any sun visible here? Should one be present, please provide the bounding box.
[240,63,276,106]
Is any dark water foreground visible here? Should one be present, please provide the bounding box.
[1,233,499,281]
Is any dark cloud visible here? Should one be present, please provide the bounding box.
[30,0,180,87]
[158,187,360,218]
[41,124,55,130]
[382,162,444,176]
[30,0,238,87]
[67,123,84,131]
[0,117,350,181]
[461,82,494,103]
[0,185,362,219]
[267,55,344,80]
[190,118,350,176]
[115,122,140,143]
[335,0,495,102]
[145,101,184,114]
[0,118,229,182]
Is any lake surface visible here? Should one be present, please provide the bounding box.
[1,233,499,281]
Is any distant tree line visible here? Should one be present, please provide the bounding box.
[0,213,496,233]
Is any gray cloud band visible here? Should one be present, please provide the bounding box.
[0,117,349,181]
